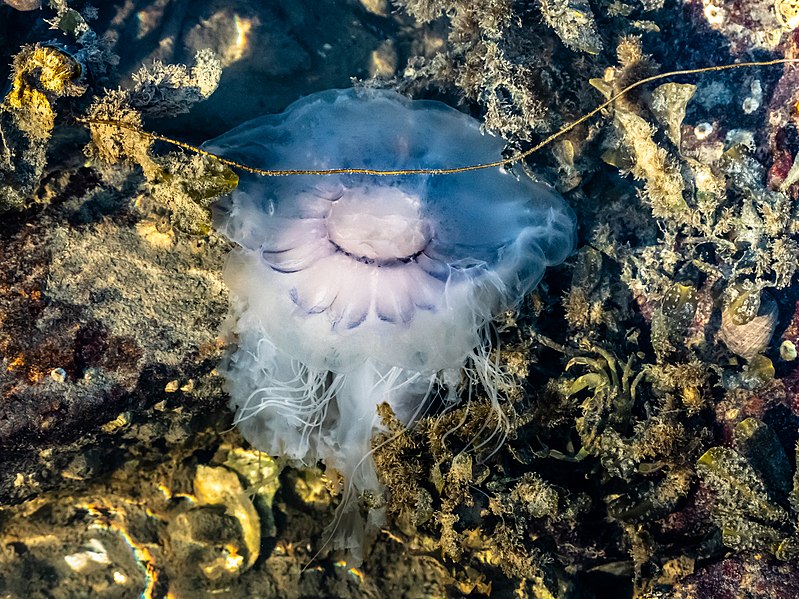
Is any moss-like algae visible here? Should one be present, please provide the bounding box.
[697,419,799,560]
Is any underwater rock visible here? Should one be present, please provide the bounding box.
[766,29,799,194]
[1,44,87,212]
[667,552,799,599]
[207,87,576,559]
[395,0,594,142]
[0,181,227,504]
[98,0,406,137]
[187,464,261,577]
[2,0,41,10]
[685,0,791,54]
[0,439,283,598]
[697,417,799,560]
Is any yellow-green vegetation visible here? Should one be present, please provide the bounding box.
[0,43,86,211]
[83,48,230,235]
[362,5,799,592]
[697,418,799,560]
[5,43,85,138]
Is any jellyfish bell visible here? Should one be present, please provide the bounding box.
[206,88,576,560]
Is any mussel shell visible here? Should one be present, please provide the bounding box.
[719,292,778,359]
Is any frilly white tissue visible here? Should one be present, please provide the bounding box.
[206,88,576,560]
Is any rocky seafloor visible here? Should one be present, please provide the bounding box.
[3,0,799,597]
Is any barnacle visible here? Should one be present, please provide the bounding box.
[719,290,778,360]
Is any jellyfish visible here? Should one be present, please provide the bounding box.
[206,88,576,560]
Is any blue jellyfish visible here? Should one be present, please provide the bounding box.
[206,88,576,560]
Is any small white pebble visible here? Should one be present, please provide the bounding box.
[694,122,713,140]
[780,339,797,361]
[63,553,90,571]
[64,539,110,571]
[742,97,760,114]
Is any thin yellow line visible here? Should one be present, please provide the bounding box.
[78,58,799,177]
